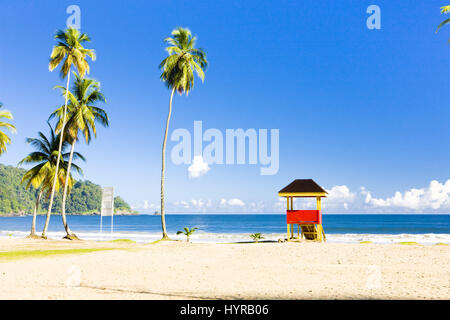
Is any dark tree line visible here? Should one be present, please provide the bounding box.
[0,164,133,215]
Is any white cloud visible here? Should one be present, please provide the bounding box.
[227,198,245,207]
[363,180,450,210]
[172,198,245,212]
[179,201,190,208]
[136,180,450,213]
[324,185,356,210]
[218,198,245,207]
[275,180,450,213]
[188,156,210,178]
[190,199,205,207]
[327,185,355,202]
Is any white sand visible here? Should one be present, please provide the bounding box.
[0,238,448,299]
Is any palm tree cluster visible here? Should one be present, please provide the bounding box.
[5,26,208,241]
[18,27,108,239]
[18,123,84,237]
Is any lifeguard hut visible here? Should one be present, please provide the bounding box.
[278,179,327,242]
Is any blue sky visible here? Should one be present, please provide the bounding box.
[0,0,449,213]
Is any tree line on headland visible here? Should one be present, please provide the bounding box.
[0,164,135,216]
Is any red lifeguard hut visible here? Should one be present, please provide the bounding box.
[278,179,327,242]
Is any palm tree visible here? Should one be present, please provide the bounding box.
[159,27,207,239]
[50,73,108,239]
[177,227,198,242]
[46,27,95,235]
[436,5,450,40]
[250,233,264,243]
[18,123,84,238]
[0,102,16,155]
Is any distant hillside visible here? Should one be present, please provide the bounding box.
[0,163,136,216]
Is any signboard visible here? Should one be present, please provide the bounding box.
[100,187,114,232]
[101,187,114,216]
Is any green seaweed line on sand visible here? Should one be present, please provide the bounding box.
[398,241,421,245]
[108,239,136,244]
[148,238,181,244]
[0,248,117,261]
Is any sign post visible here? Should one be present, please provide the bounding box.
[100,187,114,233]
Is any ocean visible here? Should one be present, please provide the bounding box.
[0,214,449,245]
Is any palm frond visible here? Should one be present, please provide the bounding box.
[441,5,450,14]
[436,18,450,33]
[49,27,95,79]
[18,122,84,191]
[52,74,108,144]
[159,27,207,95]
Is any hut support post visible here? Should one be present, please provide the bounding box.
[286,197,290,240]
[316,196,324,242]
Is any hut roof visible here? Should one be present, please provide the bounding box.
[278,179,327,197]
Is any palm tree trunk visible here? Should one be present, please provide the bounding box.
[61,139,77,239]
[42,68,71,238]
[28,190,42,238]
[160,87,175,239]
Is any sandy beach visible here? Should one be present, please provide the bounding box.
[0,238,448,300]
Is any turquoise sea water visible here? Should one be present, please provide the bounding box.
[0,214,449,244]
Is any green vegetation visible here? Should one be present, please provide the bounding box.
[46,26,96,238]
[114,196,133,213]
[0,163,134,215]
[177,227,198,242]
[360,241,373,244]
[108,239,136,244]
[398,241,421,245]
[250,233,264,243]
[148,239,169,244]
[436,5,450,40]
[0,102,16,155]
[51,73,108,239]
[0,164,38,214]
[435,243,449,246]
[0,248,115,262]
[159,27,208,239]
[18,122,83,236]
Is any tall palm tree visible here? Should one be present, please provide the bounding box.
[0,102,16,155]
[46,27,95,233]
[18,123,84,238]
[158,27,207,239]
[50,73,108,239]
[436,5,450,40]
